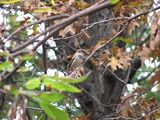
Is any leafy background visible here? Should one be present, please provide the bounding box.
[0,0,160,120]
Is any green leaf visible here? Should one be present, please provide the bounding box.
[0,61,11,69]
[10,86,19,95]
[4,85,19,95]
[43,79,81,93]
[118,37,134,43]
[0,0,22,4]
[59,72,90,83]
[19,89,38,96]
[0,61,13,71]
[112,37,118,43]
[17,67,30,72]
[50,73,59,80]
[40,93,63,102]
[145,92,156,99]
[39,100,69,120]
[109,0,120,4]
[145,91,160,102]
[0,52,10,56]
[26,78,41,89]
[19,55,33,60]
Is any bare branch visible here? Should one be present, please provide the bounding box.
[133,64,160,83]
[11,1,112,53]
[5,14,69,43]
[3,61,25,84]
[9,2,160,54]
[137,108,160,120]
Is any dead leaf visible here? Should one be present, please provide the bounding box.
[29,24,40,37]
[94,40,106,50]
[8,102,17,119]
[91,59,99,69]
[107,57,123,71]
[59,24,76,37]
[149,12,160,50]
[150,71,160,85]
[99,50,110,64]
[69,0,75,5]
[137,46,151,64]
[127,19,139,34]
[117,48,132,68]
[74,113,91,120]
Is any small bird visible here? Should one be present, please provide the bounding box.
[67,49,85,74]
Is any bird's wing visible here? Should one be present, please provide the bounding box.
[67,57,75,74]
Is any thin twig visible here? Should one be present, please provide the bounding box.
[8,3,160,54]
[69,5,160,78]
[70,22,130,76]
[11,1,112,53]
[26,106,43,111]
[3,61,25,84]
[5,14,69,43]
[133,64,160,83]
[106,67,125,84]
[137,108,160,120]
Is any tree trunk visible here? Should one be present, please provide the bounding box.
[52,1,138,119]
[73,5,127,120]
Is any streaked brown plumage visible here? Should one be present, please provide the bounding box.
[67,49,85,74]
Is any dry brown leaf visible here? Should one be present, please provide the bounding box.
[117,48,132,68]
[107,57,123,71]
[99,50,110,63]
[150,71,160,85]
[127,19,139,34]
[69,0,75,5]
[137,46,151,65]
[8,102,17,119]
[113,1,125,15]
[93,40,106,50]
[150,12,160,50]
[91,59,99,69]
[74,113,91,120]
[150,13,158,37]
[59,24,76,37]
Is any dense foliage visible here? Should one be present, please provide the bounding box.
[0,0,160,120]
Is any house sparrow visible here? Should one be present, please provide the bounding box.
[67,49,85,74]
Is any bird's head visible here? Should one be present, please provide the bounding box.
[76,49,89,55]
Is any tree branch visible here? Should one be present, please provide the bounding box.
[5,14,69,43]
[9,2,160,54]
[10,1,112,53]
[3,61,25,84]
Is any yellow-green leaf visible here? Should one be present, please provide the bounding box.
[0,52,9,56]
[109,0,120,4]
[43,79,81,93]
[26,78,41,89]
[17,67,30,72]
[19,89,38,96]
[33,8,52,13]
[19,55,33,60]
[0,0,22,4]
[0,61,13,71]
[59,72,90,83]
[40,93,63,102]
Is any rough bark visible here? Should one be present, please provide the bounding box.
[71,5,126,120]
[53,1,141,119]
